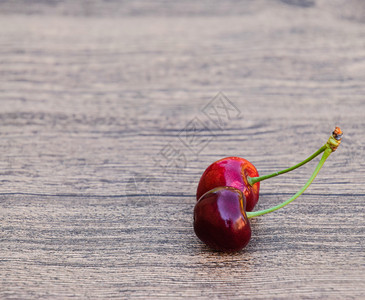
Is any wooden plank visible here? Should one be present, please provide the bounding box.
[1,1,364,298]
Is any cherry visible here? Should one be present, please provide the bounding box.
[194,127,343,252]
[196,127,344,212]
[194,187,251,252]
[196,157,260,212]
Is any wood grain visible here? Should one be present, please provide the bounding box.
[1,1,365,299]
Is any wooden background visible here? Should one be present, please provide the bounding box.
[1,1,364,299]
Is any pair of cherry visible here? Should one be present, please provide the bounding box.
[193,127,343,252]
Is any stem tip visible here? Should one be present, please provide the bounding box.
[328,127,342,152]
[332,127,343,141]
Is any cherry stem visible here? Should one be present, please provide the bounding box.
[247,146,326,185]
[246,148,331,218]
[247,127,343,186]
[246,127,342,219]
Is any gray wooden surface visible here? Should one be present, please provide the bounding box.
[1,1,365,299]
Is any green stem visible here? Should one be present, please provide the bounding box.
[247,145,327,186]
[246,148,332,219]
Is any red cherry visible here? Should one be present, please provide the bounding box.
[194,128,343,252]
[194,186,251,252]
[196,157,260,212]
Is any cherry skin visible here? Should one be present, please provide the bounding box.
[196,157,260,212]
[194,186,251,252]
